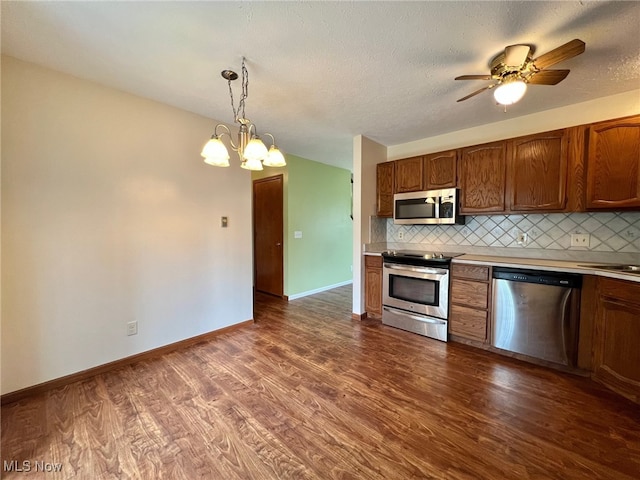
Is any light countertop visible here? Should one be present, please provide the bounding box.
[453,254,640,283]
[363,248,640,283]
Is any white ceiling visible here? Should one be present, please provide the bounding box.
[2,1,639,171]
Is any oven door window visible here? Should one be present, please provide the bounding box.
[389,274,440,306]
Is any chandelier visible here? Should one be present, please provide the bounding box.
[201,57,286,171]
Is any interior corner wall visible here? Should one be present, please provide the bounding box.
[1,56,254,395]
[352,135,387,315]
[285,154,352,298]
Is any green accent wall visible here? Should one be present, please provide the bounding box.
[253,154,353,297]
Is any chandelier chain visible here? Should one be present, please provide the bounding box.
[227,57,249,122]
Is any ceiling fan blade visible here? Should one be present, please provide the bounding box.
[504,45,530,69]
[456,84,496,102]
[527,69,570,85]
[532,39,585,70]
[455,74,493,80]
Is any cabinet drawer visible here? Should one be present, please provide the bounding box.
[451,264,490,282]
[451,279,489,309]
[450,305,487,342]
[365,255,383,268]
[598,277,640,307]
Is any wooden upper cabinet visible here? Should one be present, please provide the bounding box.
[424,150,457,189]
[507,129,569,212]
[459,141,507,214]
[376,162,395,217]
[586,115,640,209]
[394,156,424,193]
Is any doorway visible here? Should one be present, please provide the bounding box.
[253,175,284,297]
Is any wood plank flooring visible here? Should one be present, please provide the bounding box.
[2,285,639,479]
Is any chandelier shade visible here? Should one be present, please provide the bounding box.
[201,136,230,167]
[264,145,287,167]
[201,58,285,171]
[243,137,269,162]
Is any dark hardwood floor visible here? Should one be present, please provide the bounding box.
[2,285,639,479]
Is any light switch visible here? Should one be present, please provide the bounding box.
[221,216,228,228]
[294,231,303,239]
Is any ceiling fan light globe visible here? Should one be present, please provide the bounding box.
[494,80,527,105]
[243,138,269,162]
[202,137,230,167]
[263,146,287,167]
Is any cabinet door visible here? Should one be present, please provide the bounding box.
[593,278,640,403]
[394,156,424,193]
[364,257,383,318]
[424,150,457,189]
[586,115,640,209]
[376,162,395,217]
[460,141,507,213]
[508,130,569,212]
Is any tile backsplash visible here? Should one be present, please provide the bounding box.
[372,212,640,254]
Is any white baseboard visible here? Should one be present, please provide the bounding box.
[287,280,353,301]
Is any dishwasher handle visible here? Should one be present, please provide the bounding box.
[492,267,582,288]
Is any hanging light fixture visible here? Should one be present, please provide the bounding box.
[201,57,286,171]
[493,74,527,106]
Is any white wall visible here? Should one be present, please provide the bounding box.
[352,135,386,315]
[388,89,640,160]
[1,56,254,395]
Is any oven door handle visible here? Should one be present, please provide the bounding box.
[383,307,447,325]
[384,264,448,276]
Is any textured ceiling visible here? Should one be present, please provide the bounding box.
[2,1,639,170]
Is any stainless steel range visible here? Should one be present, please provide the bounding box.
[381,250,462,342]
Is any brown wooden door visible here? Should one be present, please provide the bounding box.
[424,150,457,189]
[586,115,640,209]
[459,141,507,214]
[253,175,284,297]
[376,162,395,217]
[507,129,569,212]
[394,156,424,193]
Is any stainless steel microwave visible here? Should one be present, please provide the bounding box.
[393,188,464,225]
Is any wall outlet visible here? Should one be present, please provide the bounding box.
[127,321,138,336]
[398,231,404,240]
[515,231,528,246]
[570,233,590,248]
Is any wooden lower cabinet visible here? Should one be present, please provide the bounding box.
[592,277,640,403]
[364,255,383,319]
[449,264,491,343]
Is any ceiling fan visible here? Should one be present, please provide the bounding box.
[455,39,585,105]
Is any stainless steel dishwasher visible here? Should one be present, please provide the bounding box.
[491,267,582,366]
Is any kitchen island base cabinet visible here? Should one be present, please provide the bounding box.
[592,277,640,404]
[364,255,383,319]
